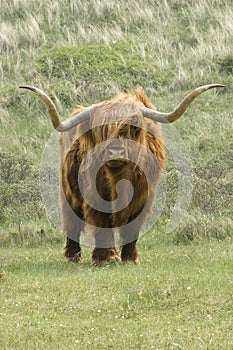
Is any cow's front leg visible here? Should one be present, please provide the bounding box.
[64,237,82,262]
[119,222,140,264]
[119,205,148,264]
[62,199,83,262]
[121,240,138,264]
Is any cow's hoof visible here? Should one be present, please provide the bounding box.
[110,255,121,262]
[109,248,120,262]
[92,258,109,267]
[122,257,139,265]
[65,251,82,263]
[92,248,119,266]
[92,255,121,266]
[121,242,139,264]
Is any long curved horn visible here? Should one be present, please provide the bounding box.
[20,83,225,130]
[19,85,91,132]
[138,84,225,123]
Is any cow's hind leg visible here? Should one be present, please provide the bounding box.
[84,184,119,265]
[92,248,119,266]
[92,227,119,266]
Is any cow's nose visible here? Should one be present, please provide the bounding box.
[108,148,126,159]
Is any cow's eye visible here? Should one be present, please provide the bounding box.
[131,126,141,139]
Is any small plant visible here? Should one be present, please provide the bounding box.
[217,55,233,75]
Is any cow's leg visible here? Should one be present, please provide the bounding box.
[119,193,152,263]
[60,139,85,262]
[62,200,83,262]
[119,217,143,264]
[121,241,138,263]
[92,227,119,266]
[120,229,139,264]
[64,237,82,262]
[86,209,118,266]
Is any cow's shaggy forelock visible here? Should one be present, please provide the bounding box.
[89,102,144,144]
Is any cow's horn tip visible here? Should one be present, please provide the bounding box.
[19,85,33,90]
[211,83,226,88]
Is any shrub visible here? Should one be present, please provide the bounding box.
[173,212,233,244]
[36,43,171,105]
[217,55,233,75]
[0,152,42,229]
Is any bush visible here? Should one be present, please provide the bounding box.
[173,212,233,244]
[36,43,171,105]
[0,152,43,230]
[218,55,233,75]
[191,149,233,215]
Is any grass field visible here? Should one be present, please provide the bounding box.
[0,0,233,349]
[1,236,233,349]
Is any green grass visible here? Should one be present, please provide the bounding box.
[1,237,233,349]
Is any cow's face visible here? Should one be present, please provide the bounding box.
[89,103,145,169]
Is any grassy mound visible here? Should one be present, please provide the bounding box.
[36,43,171,105]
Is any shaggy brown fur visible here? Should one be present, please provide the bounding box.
[61,88,165,265]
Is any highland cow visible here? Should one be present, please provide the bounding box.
[20,83,224,265]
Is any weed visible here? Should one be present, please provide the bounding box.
[217,55,233,75]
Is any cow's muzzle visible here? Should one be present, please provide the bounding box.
[108,147,127,159]
[104,147,129,168]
